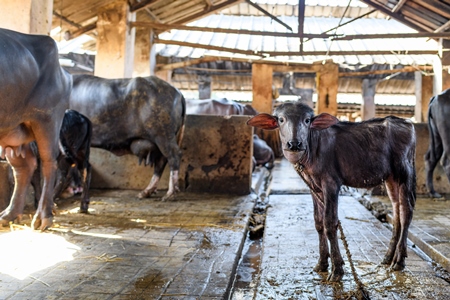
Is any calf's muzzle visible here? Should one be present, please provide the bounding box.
[287,139,302,151]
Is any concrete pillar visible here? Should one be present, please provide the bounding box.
[95,0,135,78]
[198,74,212,99]
[361,78,377,120]
[415,72,433,122]
[315,61,338,115]
[252,64,273,113]
[433,55,443,96]
[133,28,151,77]
[0,0,52,34]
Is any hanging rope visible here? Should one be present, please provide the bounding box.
[294,162,370,300]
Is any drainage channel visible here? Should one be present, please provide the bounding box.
[229,167,272,299]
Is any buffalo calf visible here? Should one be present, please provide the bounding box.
[31,109,92,213]
[248,102,416,282]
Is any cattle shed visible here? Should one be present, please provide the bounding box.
[1,0,450,194]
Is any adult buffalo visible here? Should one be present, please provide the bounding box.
[425,89,450,198]
[69,74,185,200]
[186,98,258,116]
[248,102,416,282]
[0,28,71,230]
[186,98,278,167]
[31,109,92,213]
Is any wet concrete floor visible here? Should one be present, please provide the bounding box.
[1,159,450,299]
[0,189,255,299]
[232,159,450,300]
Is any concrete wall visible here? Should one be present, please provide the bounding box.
[90,114,253,195]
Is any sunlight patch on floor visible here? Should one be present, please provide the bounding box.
[0,229,80,280]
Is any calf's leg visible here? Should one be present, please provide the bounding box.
[312,195,329,273]
[323,187,344,282]
[79,163,91,213]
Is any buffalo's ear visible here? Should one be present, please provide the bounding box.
[311,113,339,130]
[247,113,279,130]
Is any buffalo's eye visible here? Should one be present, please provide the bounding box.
[305,118,311,125]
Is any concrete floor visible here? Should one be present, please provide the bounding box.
[1,159,450,299]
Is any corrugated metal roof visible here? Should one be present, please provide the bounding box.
[156,14,437,66]
[223,0,388,19]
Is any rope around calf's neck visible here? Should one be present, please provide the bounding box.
[293,162,370,300]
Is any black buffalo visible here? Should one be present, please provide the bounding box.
[0,28,71,230]
[31,109,92,213]
[69,74,185,200]
[248,102,416,282]
[425,89,450,198]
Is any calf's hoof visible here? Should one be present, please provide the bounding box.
[327,271,344,282]
[161,192,176,202]
[313,262,329,273]
[429,191,443,199]
[0,211,22,226]
[390,261,405,271]
[32,215,53,231]
[137,189,155,199]
[381,256,392,266]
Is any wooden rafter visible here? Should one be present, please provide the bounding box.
[53,11,82,29]
[66,22,97,40]
[172,0,243,25]
[131,21,450,40]
[130,21,332,38]
[130,0,160,13]
[392,0,408,13]
[339,66,433,77]
[359,0,426,33]
[154,37,438,56]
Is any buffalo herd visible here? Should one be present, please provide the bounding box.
[2,27,450,283]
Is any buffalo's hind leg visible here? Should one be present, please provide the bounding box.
[383,176,414,270]
[138,137,181,201]
[30,120,63,231]
[424,122,443,198]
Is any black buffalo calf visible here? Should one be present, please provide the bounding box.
[32,109,92,213]
[248,102,416,282]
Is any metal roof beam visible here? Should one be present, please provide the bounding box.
[245,0,292,31]
[298,0,305,53]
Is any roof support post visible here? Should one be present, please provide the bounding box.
[252,64,273,114]
[361,78,377,120]
[414,72,433,123]
[198,74,212,99]
[133,28,152,77]
[315,61,338,115]
[95,0,135,78]
[0,0,52,34]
